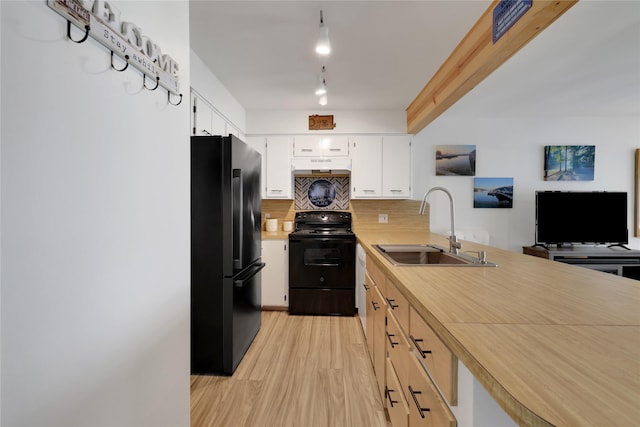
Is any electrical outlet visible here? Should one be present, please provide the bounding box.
[378,213,388,224]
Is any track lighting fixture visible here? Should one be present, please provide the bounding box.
[315,10,331,56]
[315,66,327,95]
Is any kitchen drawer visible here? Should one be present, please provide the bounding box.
[366,259,386,295]
[407,354,457,427]
[365,273,377,359]
[386,279,409,334]
[385,359,410,427]
[409,306,458,405]
[386,307,411,398]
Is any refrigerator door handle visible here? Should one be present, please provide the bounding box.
[233,262,266,287]
[233,168,243,270]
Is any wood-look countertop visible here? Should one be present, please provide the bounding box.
[357,230,640,427]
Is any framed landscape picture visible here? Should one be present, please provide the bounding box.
[543,145,595,181]
[474,177,514,208]
[436,145,476,176]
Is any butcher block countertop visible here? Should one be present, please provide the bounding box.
[356,230,640,427]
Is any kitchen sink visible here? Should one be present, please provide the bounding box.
[373,244,497,267]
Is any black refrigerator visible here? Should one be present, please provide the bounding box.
[191,135,264,375]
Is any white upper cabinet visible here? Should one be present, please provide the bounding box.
[245,137,267,199]
[382,135,412,198]
[350,136,383,198]
[293,135,349,157]
[350,135,412,199]
[265,136,293,199]
[191,94,229,137]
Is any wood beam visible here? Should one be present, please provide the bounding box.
[406,0,578,135]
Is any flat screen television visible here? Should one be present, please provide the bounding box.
[535,191,628,247]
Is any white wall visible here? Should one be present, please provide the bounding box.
[246,109,406,135]
[191,49,246,134]
[412,1,640,252]
[413,116,640,252]
[1,1,190,426]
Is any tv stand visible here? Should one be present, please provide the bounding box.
[523,245,640,280]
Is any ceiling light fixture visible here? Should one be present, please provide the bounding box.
[319,94,328,106]
[315,10,331,56]
[315,66,327,95]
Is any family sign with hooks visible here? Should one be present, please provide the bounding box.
[49,0,182,106]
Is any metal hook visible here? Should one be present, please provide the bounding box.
[168,92,183,106]
[111,51,129,72]
[67,21,90,44]
[143,74,160,91]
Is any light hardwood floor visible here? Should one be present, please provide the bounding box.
[191,311,390,427]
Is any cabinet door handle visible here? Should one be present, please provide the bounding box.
[386,332,398,348]
[410,335,431,358]
[301,148,313,152]
[389,189,403,193]
[269,189,283,193]
[384,386,398,408]
[363,189,376,193]
[408,385,430,418]
[329,148,342,152]
[386,297,399,309]
[371,301,379,311]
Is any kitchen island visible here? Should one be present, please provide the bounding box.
[357,230,640,427]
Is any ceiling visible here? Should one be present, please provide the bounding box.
[190,1,640,119]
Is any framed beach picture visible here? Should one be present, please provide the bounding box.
[543,145,595,181]
[474,177,514,208]
[436,145,476,176]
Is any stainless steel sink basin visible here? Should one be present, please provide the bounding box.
[374,244,497,267]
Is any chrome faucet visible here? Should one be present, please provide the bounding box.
[419,186,462,255]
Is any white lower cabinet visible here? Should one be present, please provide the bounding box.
[261,240,288,308]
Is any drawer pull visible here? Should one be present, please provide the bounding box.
[386,298,399,309]
[408,385,430,418]
[410,335,432,358]
[384,386,398,408]
[371,301,379,311]
[386,332,399,348]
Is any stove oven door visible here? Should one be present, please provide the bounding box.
[289,236,356,315]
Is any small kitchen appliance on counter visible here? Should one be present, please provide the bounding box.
[288,211,356,315]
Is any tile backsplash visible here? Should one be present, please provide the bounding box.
[294,176,350,210]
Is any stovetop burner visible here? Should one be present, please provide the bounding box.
[290,211,353,236]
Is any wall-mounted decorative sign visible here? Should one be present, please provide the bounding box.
[474,177,513,208]
[309,115,336,130]
[543,145,595,181]
[48,0,182,104]
[295,176,349,210]
[493,0,532,43]
[435,145,476,176]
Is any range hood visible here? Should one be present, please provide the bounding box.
[291,157,352,174]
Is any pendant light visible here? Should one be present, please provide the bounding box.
[315,66,327,95]
[318,94,328,106]
[315,10,331,56]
